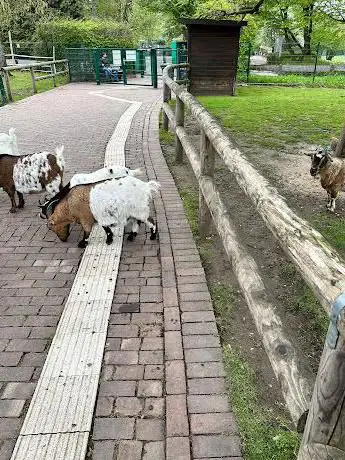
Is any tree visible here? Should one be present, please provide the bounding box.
[317,0,345,23]
[136,0,197,38]
[47,0,85,19]
[0,0,48,68]
[128,2,167,45]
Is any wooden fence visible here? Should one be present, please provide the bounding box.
[162,63,345,460]
[1,59,70,102]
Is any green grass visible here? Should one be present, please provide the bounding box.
[313,214,345,252]
[223,345,300,460]
[5,70,69,102]
[239,73,345,88]
[210,282,236,333]
[159,127,174,145]
[280,262,328,339]
[198,87,345,149]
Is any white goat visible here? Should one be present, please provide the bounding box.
[70,165,142,188]
[0,128,19,155]
[44,176,160,247]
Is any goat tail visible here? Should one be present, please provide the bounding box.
[147,180,161,196]
[55,145,65,171]
[128,168,142,177]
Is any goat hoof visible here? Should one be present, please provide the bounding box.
[106,238,113,245]
[127,233,134,242]
[78,240,88,248]
[9,207,16,213]
[17,202,25,209]
[150,232,157,240]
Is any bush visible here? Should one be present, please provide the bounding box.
[34,19,135,58]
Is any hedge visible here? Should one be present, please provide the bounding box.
[34,19,135,58]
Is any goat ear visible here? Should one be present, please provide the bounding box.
[328,153,334,162]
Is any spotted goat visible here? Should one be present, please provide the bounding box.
[0,145,65,213]
[305,145,345,212]
[40,174,160,248]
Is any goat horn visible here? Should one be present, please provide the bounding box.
[303,152,312,157]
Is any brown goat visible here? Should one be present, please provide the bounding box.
[47,184,102,248]
[307,147,345,212]
[0,147,65,213]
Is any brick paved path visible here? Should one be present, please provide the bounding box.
[0,84,243,459]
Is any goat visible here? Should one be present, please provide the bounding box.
[0,128,19,155]
[39,165,142,218]
[70,165,141,188]
[305,146,345,212]
[42,176,160,248]
[0,146,65,213]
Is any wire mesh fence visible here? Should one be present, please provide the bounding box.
[237,41,345,88]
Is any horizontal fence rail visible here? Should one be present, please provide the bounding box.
[1,59,70,102]
[162,63,345,460]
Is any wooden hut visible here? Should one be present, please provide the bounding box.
[180,18,247,95]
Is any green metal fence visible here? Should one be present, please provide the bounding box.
[65,46,188,88]
[237,41,345,88]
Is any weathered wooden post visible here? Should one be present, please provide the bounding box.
[298,305,345,459]
[199,129,215,238]
[175,95,184,163]
[51,63,56,87]
[162,81,171,131]
[335,122,345,157]
[30,67,37,94]
[3,70,13,102]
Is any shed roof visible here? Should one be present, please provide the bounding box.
[180,18,247,27]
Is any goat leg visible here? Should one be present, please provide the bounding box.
[127,220,141,241]
[330,192,338,213]
[5,186,17,213]
[103,226,113,245]
[146,216,157,240]
[78,231,90,248]
[17,191,25,209]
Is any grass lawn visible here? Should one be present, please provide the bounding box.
[199,86,345,149]
[238,72,345,89]
[4,70,69,102]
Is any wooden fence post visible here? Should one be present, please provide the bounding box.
[298,329,345,459]
[30,67,37,94]
[335,122,345,157]
[3,70,12,102]
[175,96,184,163]
[199,129,215,238]
[51,63,56,87]
[162,81,170,131]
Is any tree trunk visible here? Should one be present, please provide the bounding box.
[303,4,314,56]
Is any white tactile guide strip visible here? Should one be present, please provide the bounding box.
[11,94,142,460]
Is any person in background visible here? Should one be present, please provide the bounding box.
[100,52,119,82]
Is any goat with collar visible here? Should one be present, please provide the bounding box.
[305,146,345,212]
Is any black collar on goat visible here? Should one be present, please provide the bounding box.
[39,181,71,219]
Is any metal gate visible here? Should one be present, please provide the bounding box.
[65,46,188,87]
[93,48,157,87]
